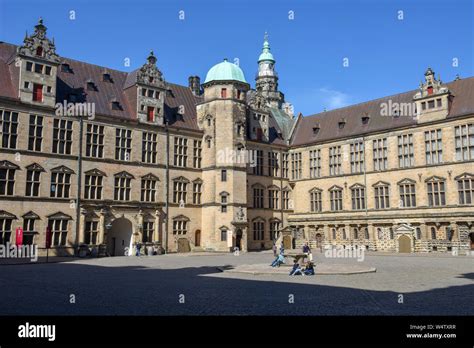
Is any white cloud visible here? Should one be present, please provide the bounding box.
[317,87,352,110]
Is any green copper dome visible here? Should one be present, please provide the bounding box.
[258,35,275,63]
[204,59,247,84]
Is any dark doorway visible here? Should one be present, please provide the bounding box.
[235,229,242,250]
[195,230,201,247]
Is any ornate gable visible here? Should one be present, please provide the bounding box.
[17,18,60,63]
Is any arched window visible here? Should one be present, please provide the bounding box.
[416,227,422,240]
[431,227,437,240]
[342,228,347,240]
[332,228,336,239]
[353,228,359,240]
[389,227,394,240]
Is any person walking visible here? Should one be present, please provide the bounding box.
[303,241,313,261]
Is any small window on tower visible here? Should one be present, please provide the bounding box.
[45,66,52,75]
[36,46,43,57]
[46,86,52,93]
[24,81,30,89]
[34,64,43,74]
[221,88,227,98]
[427,86,433,95]
[436,98,442,107]
[147,89,154,98]
[221,170,227,182]
[149,76,154,83]
[428,100,435,109]
[237,90,241,99]
[141,88,147,97]
[155,91,160,99]
[421,102,426,110]
[26,62,33,71]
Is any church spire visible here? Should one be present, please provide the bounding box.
[258,32,275,63]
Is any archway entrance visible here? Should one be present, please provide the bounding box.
[398,235,411,253]
[470,232,474,250]
[177,238,190,253]
[235,229,242,250]
[195,230,201,247]
[107,218,133,256]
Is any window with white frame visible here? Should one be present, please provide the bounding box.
[426,177,446,207]
[0,110,18,149]
[52,119,73,155]
[115,128,132,161]
[309,149,321,178]
[351,185,366,210]
[330,186,343,211]
[398,134,414,168]
[398,179,416,208]
[86,124,105,158]
[374,182,390,209]
[114,172,133,201]
[28,114,43,151]
[174,137,188,167]
[142,132,158,164]
[424,129,443,165]
[350,141,365,173]
[372,138,388,171]
[329,146,342,176]
[310,188,322,212]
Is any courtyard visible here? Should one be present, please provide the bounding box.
[0,251,472,316]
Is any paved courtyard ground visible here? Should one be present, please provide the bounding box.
[0,251,472,315]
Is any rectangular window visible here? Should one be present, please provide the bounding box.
[221,88,227,98]
[372,138,388,171]
[141,178,157,202]
[173,181,187,204]
[26,169,41,197]
[84,221,99,245]
[253,150,264,175]
[143,221,154,243]
[253,188,264,208]
[425,129,443,165]
[220,229,227,242]
[253,221,264,241]
[0,167,16,196]
[330,189,343,211]
[0,218,13,245]
[221,170,227,182]
[268,189,279,210]
[34,63,43,74]
[114,176,131,201]
[48,219,68,246]
[310,190,322,212]
[173,220,187,235]
[52,119,73,155]
[142,132,158,164]
[174,137,188,167]
[454,124,474,161]
[427,180,446,207]
[399,182,416,208]
[282,190,290,210]
[193,140,202,168]
[28,114,43,151]
[0,110,18,149]
[374,185,390,209]
[50,171,71,198]
[26,61,33,71]
[350,141,365,173]
[193,182,202,204]
[32,83,43,102]
[86,124,104,158]
[268,152,279,177]
[22,218,36,245]
[291,152,302,179]
[457,177,474,205]
[309,149,321,178]
[221,195,227,213]
[84,174,103,200]
[282,153,289,178]
[329,146,342,176]
[398,134,414,168]
[269,221,280,241]
[351,187,366,210]
[115,128,132,161]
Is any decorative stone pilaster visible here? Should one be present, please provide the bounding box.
[98,209,106,244]
[154,210,160,242]
[78,208,86,244]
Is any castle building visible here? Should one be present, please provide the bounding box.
[0,20,473,255]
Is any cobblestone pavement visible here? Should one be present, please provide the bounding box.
[0,251,472,315]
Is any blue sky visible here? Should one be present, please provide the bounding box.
[0,0,472,115]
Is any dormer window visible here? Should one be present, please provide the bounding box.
[338,119,346,129]
[111,100,122,110]
[362,116,370,125]
[61,63,73,73]
[312,126,320,135]
[87,81,97,92]
[102,73,112,83]
[36,46,43,57]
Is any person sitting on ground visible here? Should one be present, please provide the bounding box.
[271,253,285,267]
[303,261,315,275]
[289,259,303,275]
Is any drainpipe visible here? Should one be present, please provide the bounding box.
[279,149,284,240]
[164,119,170,254]
[75,116,84,252]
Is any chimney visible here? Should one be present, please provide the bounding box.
[188,75,201,96]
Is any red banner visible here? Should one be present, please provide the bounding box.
[15,227,23,246]
[45,226,52,249]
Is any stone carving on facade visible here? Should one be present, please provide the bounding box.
[136,51,166,89]
[17,18,60,63]
[236,207,246,222]
[414,67,449,99]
